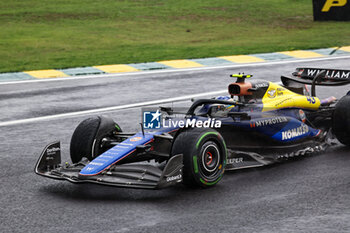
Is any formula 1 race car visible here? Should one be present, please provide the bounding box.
[35,68,350,189]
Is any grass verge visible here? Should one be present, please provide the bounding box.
[1,0,350,72]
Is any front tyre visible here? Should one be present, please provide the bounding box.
[70,116,122,163]
[333,95,350,146]
[171,128,227,188]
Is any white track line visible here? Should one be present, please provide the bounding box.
[1,55,350,86]
[0,89,227,127]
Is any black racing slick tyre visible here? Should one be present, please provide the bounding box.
[70,116,122,163]
[333,95,350,146]
[171,128,227,188]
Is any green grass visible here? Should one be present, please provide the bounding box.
[1,0,350,73]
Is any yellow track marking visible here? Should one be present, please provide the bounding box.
[24,69,68,79]
[279,50,324,58]
[158,60,203,68]
[93,64,139,73]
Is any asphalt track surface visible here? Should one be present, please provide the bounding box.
[1,57,350,233]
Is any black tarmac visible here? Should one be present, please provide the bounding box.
[1,58,350,233]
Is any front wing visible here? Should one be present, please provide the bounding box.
[35,142,183,189]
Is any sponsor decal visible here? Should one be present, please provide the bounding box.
[89,162,104,166]
[313,0,350,21]
[266,87,285,98]
[227,158,243,164]
[267,89,276,98]
[275,97,293,107]
[99,155,114,159]
[322,0,347,12]
[166,174,182,182]
[250,117,288,128]
[130,137,142,142]
[299,110,306,123]
[297,68,350,79]
[255,82,269,88]
[46,147,60,155]
[326,70,349,79]
[276,88,285,96]
[114,145,130,148]
[93,158,109,162]
[306,69,350,79]
[121,143,135,146]
[281,124,309,140]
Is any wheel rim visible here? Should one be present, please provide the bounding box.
[200,142,221,176]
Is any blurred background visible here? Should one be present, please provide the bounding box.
[1,0,349,73]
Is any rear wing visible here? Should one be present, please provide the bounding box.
[293,68,350,82]
[281,68,350,96]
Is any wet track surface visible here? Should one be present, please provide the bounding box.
[1,57,350,232]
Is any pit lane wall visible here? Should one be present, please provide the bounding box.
[1,46,350,83]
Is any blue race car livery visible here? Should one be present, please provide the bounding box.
[35,68,350,189]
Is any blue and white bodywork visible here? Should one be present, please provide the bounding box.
[35,68,350,189]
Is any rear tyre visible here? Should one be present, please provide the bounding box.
[332,95,350,146]
[70,116,121,163]
[171,128,227,188]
